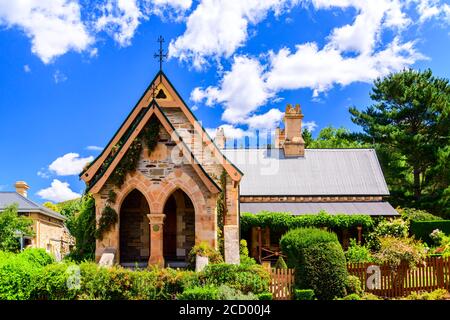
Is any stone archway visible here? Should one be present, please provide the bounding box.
[119,189,150,264]
[162,189,195,263]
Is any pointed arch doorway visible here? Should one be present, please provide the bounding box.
[119,189,150,265]
[163,189,195,266]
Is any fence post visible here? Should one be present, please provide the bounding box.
[437,257,445,288]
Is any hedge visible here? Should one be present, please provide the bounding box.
[0,249,270,300]
[280,228,348,300]
[410,220,450,245]
[240,211,373,233]
[294,289,315,300]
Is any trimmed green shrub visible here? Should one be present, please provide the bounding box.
[241,211,373,234]
[32,262,78,300]
[410,220,450,245]
[280,228,348,300]
[257,292,273,300]
[0,251,40,300]
[345,275,363,296]
[294,289,315,300]
[177,286,219,300]
[19,248,54,267]
[188,242,223,269]
[200,263,270,294]
[239,239,249,256]
[274,256,287,269]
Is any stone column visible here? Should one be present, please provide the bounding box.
[224,225,240,264]
[147,213,165,268]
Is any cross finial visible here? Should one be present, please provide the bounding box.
[154,35,167,72]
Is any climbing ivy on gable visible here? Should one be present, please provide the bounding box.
[143,117,160,155]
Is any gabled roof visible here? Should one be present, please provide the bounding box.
[81,71,242,186]
[86,100,221,195]
[0,192,66,220]
[222,148,390,196]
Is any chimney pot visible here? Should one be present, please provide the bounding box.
[15,181,30,198]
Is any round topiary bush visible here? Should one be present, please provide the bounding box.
[280,228,348,300]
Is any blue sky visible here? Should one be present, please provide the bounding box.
[0,0,449,203]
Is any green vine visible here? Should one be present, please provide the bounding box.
[216,169,227,255]
[95,190,118,240]
[143,117,160,155]
[109,139,142,188]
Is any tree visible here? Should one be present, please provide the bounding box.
[50,195,96,261]
[0,204,34,252]
[307,126,370,149]
[65,195,96,261]
[350,69,450,216]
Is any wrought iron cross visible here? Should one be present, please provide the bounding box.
[154,35,167,72]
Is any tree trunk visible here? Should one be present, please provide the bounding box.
[413,166,421,200]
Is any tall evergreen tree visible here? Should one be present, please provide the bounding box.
[350,69,450,215]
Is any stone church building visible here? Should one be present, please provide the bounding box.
[81,71,397,268]
[81,72,242,267]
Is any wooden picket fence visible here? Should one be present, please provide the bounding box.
[269,268,295,300]
[347,256,450,298]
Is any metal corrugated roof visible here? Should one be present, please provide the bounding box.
[0,192,66,220]
[241,201,398,216]
[222,148,390,196]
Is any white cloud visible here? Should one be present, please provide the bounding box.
[37,169,50,179]
[0,0,94,64]
[414,0,441,22]
[95,0,144,47]
[149,0,192,20]
[86,145,103,151]
[37,179,81,202]
[23,64,31,73]
[206,124,253,140]
[303,121,318,132]
[244,108,283,129]
[53,70,67,84]
[321,0,410,54]
[193,38,423,128]
[169,0,299,69]
[48,153,94,176]
[266,38,424,94]
[193,55,274,124]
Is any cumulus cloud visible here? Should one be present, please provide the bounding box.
[0,0,94,64]
[192,55,274,124]
[149,0,192,20]
[192,1,427,129]
[48,153,94,176]
[169,0,299,69]
[95,0,144,47]
[37,179,81,202]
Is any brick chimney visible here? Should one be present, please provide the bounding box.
[15,181,30,198]
[276,104,305,157]
[214,127,226,149]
